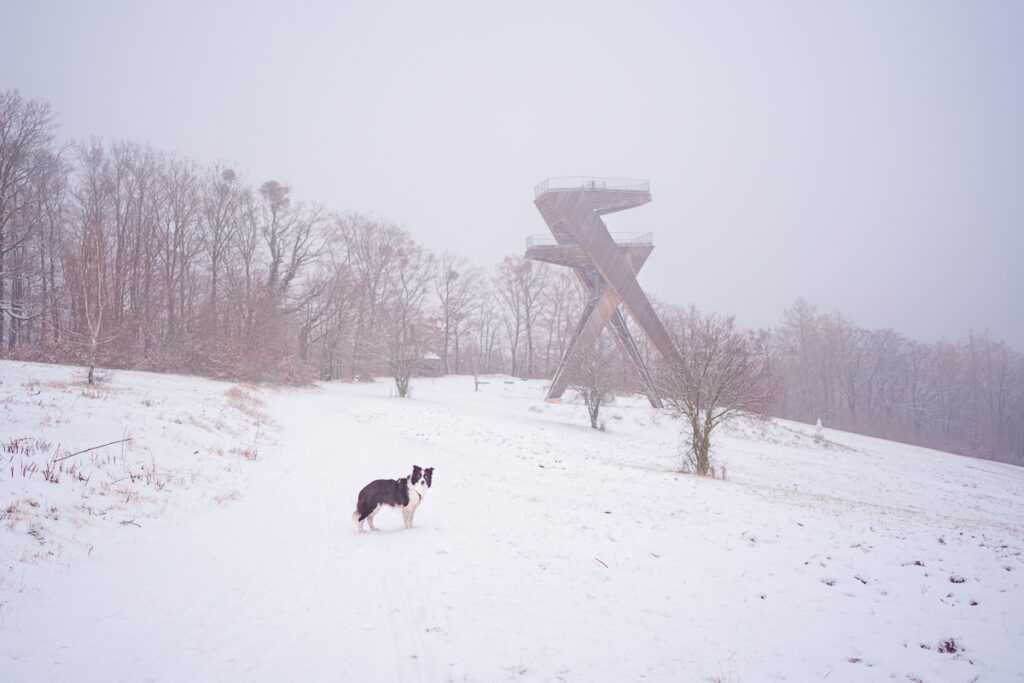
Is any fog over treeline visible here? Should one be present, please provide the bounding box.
[2,90,1021,465]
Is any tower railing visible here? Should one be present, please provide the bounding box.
[534,177,650,199]
[525,231,653,250]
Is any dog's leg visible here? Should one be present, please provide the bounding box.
[367,504,381,531]
[405,501,420,528]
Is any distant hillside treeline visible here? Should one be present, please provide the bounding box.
[768,299,1022,465]
[2,90,1021,465]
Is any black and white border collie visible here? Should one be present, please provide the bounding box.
[353,465,434,532]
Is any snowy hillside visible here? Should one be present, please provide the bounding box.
[2,360,1023,682]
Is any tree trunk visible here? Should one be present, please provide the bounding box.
[88,334,98,385]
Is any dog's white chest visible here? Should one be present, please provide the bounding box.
[407,483,427,510]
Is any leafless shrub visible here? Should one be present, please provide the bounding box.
[567,332,618,430]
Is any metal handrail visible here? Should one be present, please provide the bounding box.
[526,232,653,249]
[534,177,650,199]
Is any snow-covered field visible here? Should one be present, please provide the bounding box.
[2,360,1022,682]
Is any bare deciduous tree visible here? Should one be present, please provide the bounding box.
[201,164,245,336]
[471,286,501,374]
[656,306,773,476]
[0,89,58,347]
[382,235,435,397]
[302,247,355,379]
[540,268,585,378]
[259,181,325,295]
[495,255,550,376]
[153,156,202,349]
[495,255,525,376]
[335,214,405,380]
[33,149,69,349]
[66,142,117,384]
[435,252,478,375]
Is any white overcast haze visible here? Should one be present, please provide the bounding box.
[3,0,1022,349]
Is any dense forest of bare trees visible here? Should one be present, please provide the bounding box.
[768,299,1024,465]
[0,90,582,387]
[2,89,1021,465]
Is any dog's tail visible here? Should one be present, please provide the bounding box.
[352,509,364,526]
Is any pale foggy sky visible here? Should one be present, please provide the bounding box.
[4,1,1023,349]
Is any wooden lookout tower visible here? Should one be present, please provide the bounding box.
[526,177,680,408]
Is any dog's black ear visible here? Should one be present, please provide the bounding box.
[424,467,433,486]
[411,465,422,479]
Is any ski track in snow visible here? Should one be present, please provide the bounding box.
[1,361,1023,681]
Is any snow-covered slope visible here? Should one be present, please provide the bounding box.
[2,360,1022,681]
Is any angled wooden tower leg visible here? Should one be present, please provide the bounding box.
[526,178,680,407]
